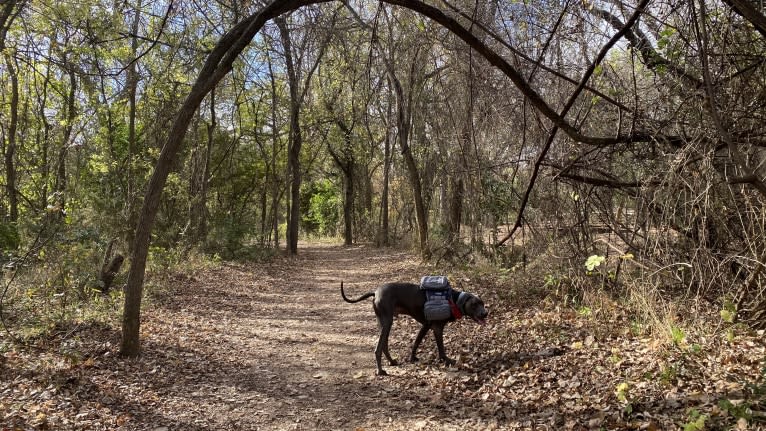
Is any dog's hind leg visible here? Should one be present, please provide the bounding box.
[374,316,396,375]
[409,323,431,362]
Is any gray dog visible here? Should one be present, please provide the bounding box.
[341,281,488,375]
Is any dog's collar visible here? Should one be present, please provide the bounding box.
[450,292,469,319]
[449,299,462,319]
[456,292,469,314]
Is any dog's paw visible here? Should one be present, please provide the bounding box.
[388,359,399,366]
[442,357,456,366]
[376,369,388,376]
[409,355,419,363]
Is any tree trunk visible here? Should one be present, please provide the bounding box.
[251,94,270,247]
[53,67,77,217]
[189,88,215,245]
[722,0,766,38]
[346,4,428,255]
[327,119,355,246]
[0,1,21,52]
[379,122,391,246]
[276,16,303,256]
[343,171,354,245]
[448,176,463,241]
[363,164,372,214]
[125,0,142,253]
[3,54,19,222]
[266,51,282,248]
[378,95,393,247]
[35,59,52,211]
[394,91,428,257]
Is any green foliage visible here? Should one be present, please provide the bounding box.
[669,325,686,346]
[682,409,707,431]
[148,246,180,272]
[585,255,606,272]
[615,381,633,414]
[629,320,644,336]
[211,233,279,262]
[720,299,737,323]
[727,328,736,343]
[656,26,683,62]
[480,174,516,222]
[658,363,678,386]
[609,348,621,364]
[615,381,630,403]
[543,273,560,289]
[206,217,252,260]
[0,221,20,257]
[577,305,593,317]
[717,398,752,421]
[301,179,340,237]
[657,27,676,51]
[1,222,120,341]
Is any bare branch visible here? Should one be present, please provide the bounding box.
[723,0,766,38]
[496,0,651,247]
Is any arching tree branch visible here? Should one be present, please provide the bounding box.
[495,0,650,247]
[723,0,766,38]
[591,6,702,88]
[122,0,663,355]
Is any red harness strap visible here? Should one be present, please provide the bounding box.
[449,299,463,319]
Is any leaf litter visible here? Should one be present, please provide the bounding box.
[1,244,765,430]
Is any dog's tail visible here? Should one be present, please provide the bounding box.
[340,281,375,303]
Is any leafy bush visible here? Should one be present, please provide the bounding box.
[206,217,251,260]
[301,179,340,237]
[0,221,20,259]
[1,222,120,341]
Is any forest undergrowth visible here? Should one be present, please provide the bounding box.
[1,243,765,430]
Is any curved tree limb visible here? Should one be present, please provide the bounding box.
[122,0,659,355]
[495,0,650,247]
[439,0,633,113]
[723,0,766,39]
[694,0,766,198]
[0,0,25,51]
[121,0,332,356]
[388,0,656,146]
[592,6,703,88]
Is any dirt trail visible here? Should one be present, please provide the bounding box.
[3,243,503,431]
[130,244,485,430]
[5,243,766,430]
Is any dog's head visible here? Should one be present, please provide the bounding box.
[458,292,488,324]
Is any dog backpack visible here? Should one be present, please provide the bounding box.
[420,276,452,321]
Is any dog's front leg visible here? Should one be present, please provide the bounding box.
[432,324,455,365]
[410,323,431,362]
